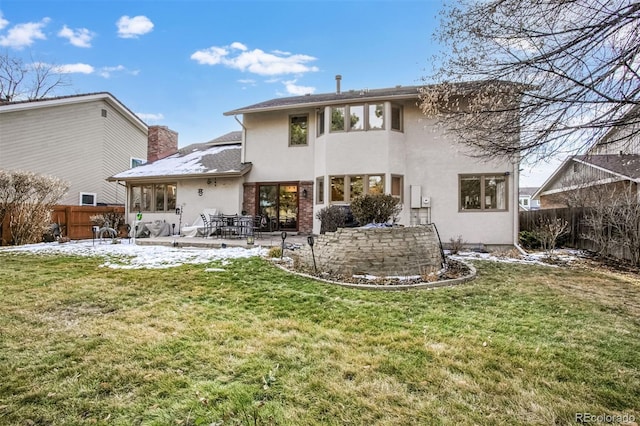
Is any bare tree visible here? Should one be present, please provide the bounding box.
[420,0,640,162]
[535,216,569,254]
[575,181,640,263]
[0,170,69,245]
[0,52,69,101]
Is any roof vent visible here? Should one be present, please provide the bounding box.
[335,74,342,94]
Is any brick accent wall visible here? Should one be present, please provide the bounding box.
[243,183,257,216]
[294,225,443,277]
[147,125,178,162]
[298,181,313,234]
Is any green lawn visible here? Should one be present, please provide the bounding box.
[0,252,638,425]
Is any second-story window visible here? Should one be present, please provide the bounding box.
[317,109,325,136]
[368,103,384,130]
[391,104,403,131]
[329,103,398,133]
[349,105,365,131]
[289,114,308,146]
[331,107,346,132]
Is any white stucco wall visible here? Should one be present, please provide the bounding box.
[243,111,315,182]
[400,103,518,246]
[241,98,519,246]
[123,177,244,232]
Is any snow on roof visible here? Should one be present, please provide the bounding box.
[111,143,250,180]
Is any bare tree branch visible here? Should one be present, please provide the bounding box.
[0,52,70,101]
[421,0,640,162]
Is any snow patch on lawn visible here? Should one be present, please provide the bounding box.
[0,239,267,269]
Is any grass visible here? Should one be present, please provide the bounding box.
[0,252,638,425]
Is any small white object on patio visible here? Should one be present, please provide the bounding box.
[0,239,267,269]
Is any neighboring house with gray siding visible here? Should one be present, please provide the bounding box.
[533,105,640,208]
[0,92,148,206]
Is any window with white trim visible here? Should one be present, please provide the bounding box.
[79,192,96,206]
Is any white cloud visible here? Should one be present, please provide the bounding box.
[58,25,94,48]
[190,46,228,65]
[54,63,94,74]
[116,15,153,38]
[0,12,9,30]
[283,79,316,96]
[191,42,319,76]
[237,78,256,84]
[0,17,50,49]
[136,112,165,122]
[99,65,125,78]
[230,41,247,51]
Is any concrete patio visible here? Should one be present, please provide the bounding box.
[132,232,310,249]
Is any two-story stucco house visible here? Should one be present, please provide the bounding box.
[225,79,519,247]
[0,92,149,206]
[111,80,520,247]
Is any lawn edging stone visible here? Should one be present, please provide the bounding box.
[271,258,476,291]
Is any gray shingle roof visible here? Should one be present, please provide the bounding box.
[223,80,521,116]
[575,154,640,180]
[110,133,250,181]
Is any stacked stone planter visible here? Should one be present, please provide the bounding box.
[295,225,444,277]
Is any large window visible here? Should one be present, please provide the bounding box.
[330,174,385,203]
[131,183,177,212]
[459,174,507,211]
[289,114,308,146]
[330,103,397,133]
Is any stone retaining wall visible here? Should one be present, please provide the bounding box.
[294,225,444,277]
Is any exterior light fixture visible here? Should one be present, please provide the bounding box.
[198,188,203,196]
[247,235,255,245]
[302,189,308,198]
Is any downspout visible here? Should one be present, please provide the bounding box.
[234,114,247,163]
[116,180,129,220]
[512,160,528,256]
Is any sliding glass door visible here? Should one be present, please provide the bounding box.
[258,183,298,231]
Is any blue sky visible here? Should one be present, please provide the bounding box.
[0,0,555,186]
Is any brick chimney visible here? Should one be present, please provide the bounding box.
[147,125,178,162]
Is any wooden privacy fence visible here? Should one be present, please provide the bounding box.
[519,206,632,261]
[1,205,124,245]
[519,207,588,248]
